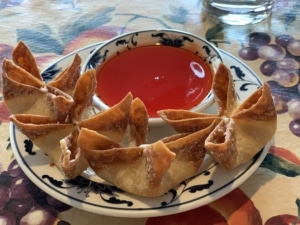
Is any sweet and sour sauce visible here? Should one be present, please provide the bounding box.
[96,45,212,117]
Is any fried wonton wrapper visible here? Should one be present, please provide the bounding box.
[129,97,149,146]
[78,122,214,197]
[205,82,276,169]
[67,69,97,123]
[59,90,148,178]
[59,128,90,178]
[58,69,98,177]
[5,42,97,173]
[3,40,83,123]
[2,59,74,122]
[10,114,74,164]
[5,41,82,117]
[12,41,42,80]
[159,63,277,169]
[11,41,82,95]
[47,53,82,96]
[78,92,133,143]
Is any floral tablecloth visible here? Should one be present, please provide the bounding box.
[0,0,300,224]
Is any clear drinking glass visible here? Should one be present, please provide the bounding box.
[202,0,274,25]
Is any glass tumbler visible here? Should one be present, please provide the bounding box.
[202,0,274,25]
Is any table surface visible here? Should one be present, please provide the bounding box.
[1,0,300,224]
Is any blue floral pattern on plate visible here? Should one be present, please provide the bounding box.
[82,29,223,74]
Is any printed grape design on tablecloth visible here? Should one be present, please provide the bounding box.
[238,32,300,137]
[0,160,71,225]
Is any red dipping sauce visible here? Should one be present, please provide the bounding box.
[96,45,212,117]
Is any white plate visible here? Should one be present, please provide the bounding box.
[10,42,270,218]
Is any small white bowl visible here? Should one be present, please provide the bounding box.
[82,29,223,127]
